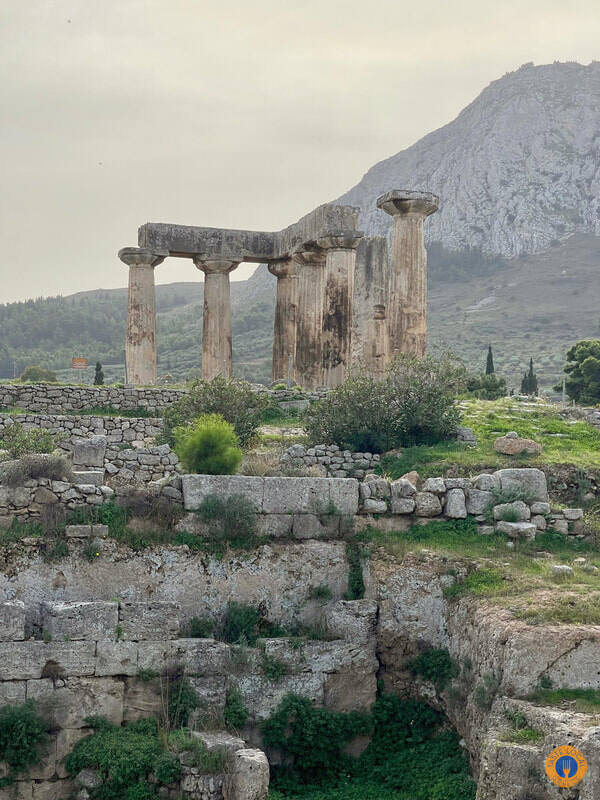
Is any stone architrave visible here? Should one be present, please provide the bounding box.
[268,258,298,383]
[317,232,363,388]
[193,257,240,380]
[376,190,439,357]
[293,246,327,390]
[118,247,165,385]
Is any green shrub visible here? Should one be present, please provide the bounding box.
[19,365,57,382]
[167,675,199,729]
[153,751,181,784]
[174,413,242,474]
[224,687,249,730]
[167,730,230,773]
[307,584,333,601]
[305,354,464,453]
[0,422,57,459]
[262,653,288,681]
[158,376,268,449]
[182,615,215,638]
[196,493,257,549]
[221,602,262,645]
[65,717,164,799]
[409,648,459,690]
[0,701,49,786]
[344,541,365,600]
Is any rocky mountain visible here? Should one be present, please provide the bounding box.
[338,61,600,258]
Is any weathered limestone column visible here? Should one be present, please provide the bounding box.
[376,190,439,357]
[118,247,165,385]
[317,232,363,388]
[193,257,240,380]
[268,259,298,383]
[351,237,390,378]
[293,246,327,390]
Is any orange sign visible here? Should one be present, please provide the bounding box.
[71,358,89,369]
[545,746,588,788]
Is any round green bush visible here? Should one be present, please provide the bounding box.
[174,413,243,474]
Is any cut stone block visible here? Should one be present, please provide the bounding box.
[118,601,181,641]
[390,478,416,497]
[42,601,118,641]
[492,500,531,521]
[136,639,232,675]
[72,435,107,468]
[292,514,340,539]
[563,508,583,520]
[445,489,467,519]
[0,600,25,641]
[182,474,264,512]
[494,468,548,501]
[263,477,328,514]
[495,521,537,540]
[224,748,270,800]
[72,470,104,487]
[414,492,442,517]
[27,677,124,728]
[465,488,494,515]
[329,479,360,515]
[65,525,93,539]
[0,642,96,680]
[390,497,416,514]
[95,641,139,676]
[473,473,501,491]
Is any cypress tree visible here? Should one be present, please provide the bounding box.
[485,345,495,375]
[520,358,538,395]
[94,361,104,386]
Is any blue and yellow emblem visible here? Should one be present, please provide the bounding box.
[545,745,588,788]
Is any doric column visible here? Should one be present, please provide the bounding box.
[376,190,439,357]
[193,257,240,380]
[351,237,390,379]
[268,259,298,383]
[293,246,327,390]
[118,247,165,385]
[316,232,363,388]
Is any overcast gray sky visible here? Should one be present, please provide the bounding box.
[1,0,598,302]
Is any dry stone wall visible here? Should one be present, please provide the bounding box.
[0,412,162,444]
[0,384,186,414]
[0,596,374,799]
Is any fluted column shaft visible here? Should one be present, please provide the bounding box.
[317,233,362,388]
[118,247,165,385]
[194,257,240,380]
[294,248,327,390]
[268,259,298,383]
[376,191,439,357]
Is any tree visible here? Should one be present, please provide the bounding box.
[520,358,538,395]
[94,361,104,385]
[554,340,600,404]
[485,345,495,375]
[466,372,507,401]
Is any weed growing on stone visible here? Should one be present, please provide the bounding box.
[307,584,333,601]
[224,687,249,730]
[500,709,544,743]
[408,648,459,690]
[527,687,600,712]
[0,701,50,787]
[344,540,365,600]
[167,730,230,773]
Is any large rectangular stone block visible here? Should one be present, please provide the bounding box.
[263,478,332,514]
[0,642,96,680]
[27,677,124,728]
[42,601,118,641]
[96,641,139,676]
[119,601,181,641]
[329,479,360,515]
[72,435,107,467]
[182,475,264,512]
[136,639,231,675]
[0,600,25,641]
[123,676,162,722]
[0,680,26,706]
[494,468,549,502]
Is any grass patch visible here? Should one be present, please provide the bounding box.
[527,688,600,713]
[500,727,544,744]
[376,397,600,478]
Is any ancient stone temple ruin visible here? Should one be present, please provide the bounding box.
[118,189,438,388]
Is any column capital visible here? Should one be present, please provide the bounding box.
[376,190,439,218]
[267,259,297,279]
[193,256,240,274]
[316,231,363,251]
[291,245,326,267]
[118,247,165,268]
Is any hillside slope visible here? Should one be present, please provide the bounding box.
[337,61,600,258]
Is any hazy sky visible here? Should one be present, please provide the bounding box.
[1,0,599,302]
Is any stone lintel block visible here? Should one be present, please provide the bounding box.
[0,642,96,680]
[27,677,124,729]
[118,601,181,641]
[72,470,105,487]
[96,641,139,676]
[494,468,549,501]
[136,639,231,675]
[182,474,264,512]
[263,477,325,515]
[42,601,118,641]
[65,525,93,539]
[0,599,25,641]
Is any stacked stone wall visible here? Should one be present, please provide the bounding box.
[0,596,374,799]
[0,412,162,444]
